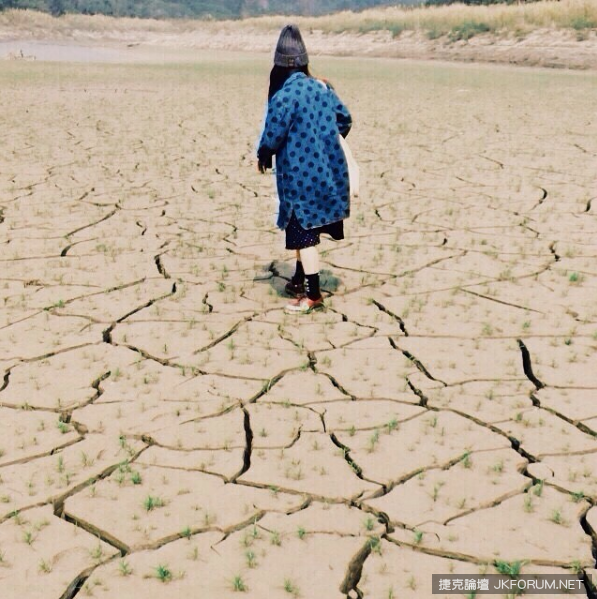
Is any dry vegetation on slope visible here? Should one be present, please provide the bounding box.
[1,0,597,69]
[1,0,597,37]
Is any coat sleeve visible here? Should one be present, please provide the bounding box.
[329,88,352,138]
[257,90,297,158]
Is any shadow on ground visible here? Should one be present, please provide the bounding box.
[254,261,342,297]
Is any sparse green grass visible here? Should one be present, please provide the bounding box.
[232,575,247,592]
[245,549,257,568]
[90,543,104,560]
[462,451,472,469]
[550,508,566,525]
[38,558,52,573]
[368,536,382,554]
[367,429,380,453]
[143,494,164,511]
[155,564,172,583]
[533,480,544,497]
[569,271,581,283]
[284,578,300,596]
[386,418,399,433]
[570,15,597,29]
[448,20,493,41]
[495,559,524,578]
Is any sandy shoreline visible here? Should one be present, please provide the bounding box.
[0,26,596,70]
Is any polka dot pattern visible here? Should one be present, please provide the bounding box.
[285,211,345,250]
[258,72,352,231]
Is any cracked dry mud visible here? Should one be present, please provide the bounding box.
[0,54,596,599]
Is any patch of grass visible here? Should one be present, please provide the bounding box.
[462,451,472,469]
[232,575,247,592]
[367,429,380,453]
[570,15,597,29]
[284,578,300,596]
[532,479,544,497]
[155,564,172,583]
[90,543,104,560]
[495,559,524,578]
[570,559,583,575]
[368,535,382,554]
[143,494,164,511]
[569,271,583,283]
[550,508,565,525]
[245,549,257,568]
[386,418,399,433]
[449,20,492,42]
[39,559,52,573]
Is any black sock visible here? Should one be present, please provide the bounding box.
[305,273,321,301]
[291,260,305,286]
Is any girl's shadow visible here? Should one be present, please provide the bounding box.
[254,261,341,297]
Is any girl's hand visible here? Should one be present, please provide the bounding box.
[258,160,268,174]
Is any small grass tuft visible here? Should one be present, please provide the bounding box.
[448,20,492,42]
[155,564,172,583]
[495,559,524,578]
[143,495,164,511]
[232,575,247,592]
[284,578,300,596]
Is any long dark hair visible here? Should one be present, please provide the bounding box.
[268,64,311,102]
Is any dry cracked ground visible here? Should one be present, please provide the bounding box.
[0,53,596,598]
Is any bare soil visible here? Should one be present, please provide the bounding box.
[0,51,596,598]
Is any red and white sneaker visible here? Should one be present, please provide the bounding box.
[284,296,325,314]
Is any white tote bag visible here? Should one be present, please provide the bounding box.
[315,78,360,200]
[339,134,360,199]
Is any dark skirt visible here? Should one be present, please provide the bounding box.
[285,211,344,250]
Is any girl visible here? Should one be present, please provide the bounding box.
[257,24,353,314]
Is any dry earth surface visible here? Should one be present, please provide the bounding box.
[0,52,596,598]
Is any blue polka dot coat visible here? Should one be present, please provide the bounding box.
[258,72,353,231]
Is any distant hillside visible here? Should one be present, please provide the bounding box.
[0,0,421,19]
